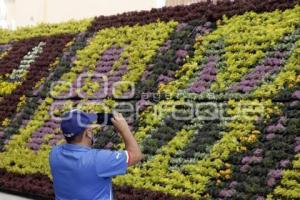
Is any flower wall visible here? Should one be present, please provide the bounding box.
[0,0,300,199]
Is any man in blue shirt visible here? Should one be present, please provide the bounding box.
[49,110,143,200]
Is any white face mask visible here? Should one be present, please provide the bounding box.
[89,135,97,146]
[87,129,97,146]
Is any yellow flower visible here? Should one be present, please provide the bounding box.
[195,36,203,43]
[296,75,300,83]
[240,146,247,152]
[2,118,10,127]
[252,130,261,135]
[16,95,26,112]
[225,163,231,168]
[225,175,231,179]
[158,83,165,92]
[288,83,295,88]
[266,108,273,114]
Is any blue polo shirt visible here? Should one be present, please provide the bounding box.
[49,144,128,200]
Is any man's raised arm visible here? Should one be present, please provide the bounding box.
[111,112,143,166]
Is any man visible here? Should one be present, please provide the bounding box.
[49,109,143,200]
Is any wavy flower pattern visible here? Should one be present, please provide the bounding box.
[0,2,299,200]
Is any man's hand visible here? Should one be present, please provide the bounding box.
[111,112,130,136]
[111,112,143,166]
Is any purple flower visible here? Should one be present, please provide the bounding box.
[184,44,191,50]
[48,121,59,129]
[30,138,43,145]
[290,101,299,107]
[292,91,300,100]
[248,71,262,79]
[204,22,213,28]
[0,44,11,50]
[147,64,154,70]
[240,164,250,173]
[109,76,121,82]
[267,177,276,187]
[71,56,77,63]
[176,50,188,58]
[229,181,238,188]
[157,75,165,82]
[188,85,205,93]
[176,23,188,32]
[29,143,40,151]
[0,132,4,139]
[104,142,114,149]
[43,127,54,134]
[294,145,300,153]
[256,196,265,200]
[137,99,151,111]
[229,52,286,94]
[35,131,45,138]
[194,24,212,34]
[253,148,263,156]
[266,133,276,140]
[167,70,175,77]
[205,61,216,69]
[118,65,128,71]
[278,116,287,124]
[275,123,285,132]
[264,58,283,66]
[238,86,252,93]
[193,80,208,87]
[113,55,120,60]
[158,75,173,83]
[242,156,251,164]
[279,160,290,168]
[219,189,236,198]
[266,125,276,133]
[141,71,151,81]
[268,169,282,179]
[188,57,218,94]
[126,118,134,125]
[165,40,172,46]
[207,56,217,62]
[251,156,263,164]
[201,74,214,81]
[266,169,282,188]
[295,137,300,145]
[201,66,217,75]
[273,51,286,58]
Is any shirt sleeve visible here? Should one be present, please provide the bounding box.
[96,150,128,177]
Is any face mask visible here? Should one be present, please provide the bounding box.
[87,133,97,146]
[91,135,97,146]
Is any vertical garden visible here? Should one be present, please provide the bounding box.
[0,0,299,199]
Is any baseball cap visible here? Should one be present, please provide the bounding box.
[60,109,97,138]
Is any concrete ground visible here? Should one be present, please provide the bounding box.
[0,192,32,200]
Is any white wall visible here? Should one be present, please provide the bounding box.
[166,0,217,6]
[3,0,164,29]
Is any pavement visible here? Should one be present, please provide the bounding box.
[0,192,32,200]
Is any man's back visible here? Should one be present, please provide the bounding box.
[49,144,128,200]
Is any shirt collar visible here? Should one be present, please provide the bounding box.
[62,143,91,151]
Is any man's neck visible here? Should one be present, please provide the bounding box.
[69,141,91,148]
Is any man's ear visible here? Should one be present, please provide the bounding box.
[84,128,92,138]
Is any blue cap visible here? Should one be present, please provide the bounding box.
[60,109,97,138]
